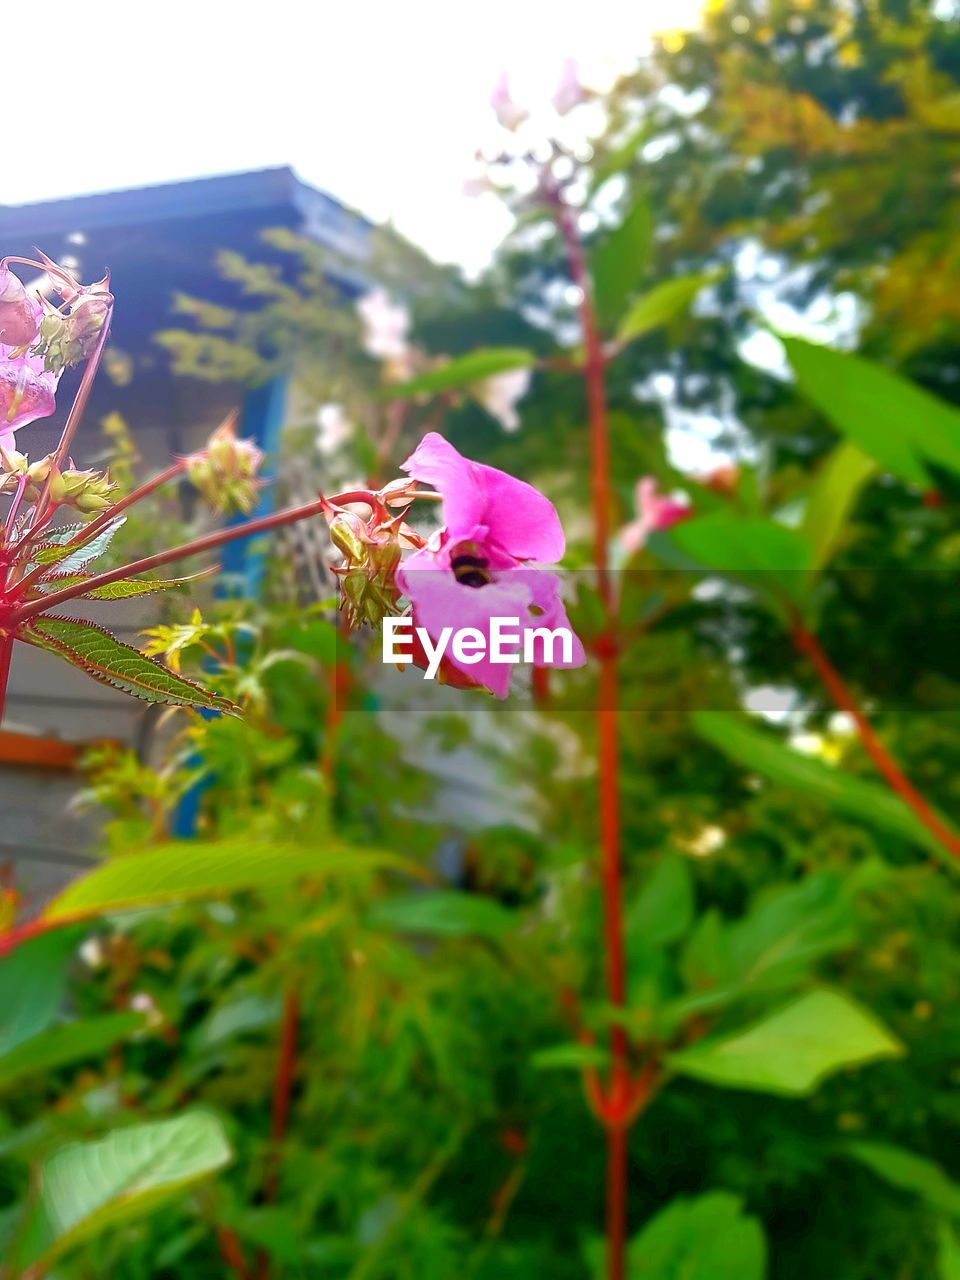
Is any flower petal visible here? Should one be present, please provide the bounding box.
[473,459,565,563]
[400,433,485,537]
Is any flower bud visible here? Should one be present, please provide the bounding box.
[186,414,264,515]
[325,504,403,629]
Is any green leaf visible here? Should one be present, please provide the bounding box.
[845,1142,960,1217]
[42,839,412,925]
[531,1043,610,1072]
[368,890,516,941]
[616,271,722,345]
[672,872,854,1024]
[0,1012,144,1091]
[18,1111,231,1270]
[590,193,653,332]
[801,442,878,571]
[692,711,949,858]
[382,348,535,399]
[0,928,81,1056]
[938,1221,960,1280]
[615,1191,766,1279]
[667,989,903,1096]
[668,513,812,599]
[191,994,282,1053]
[626,856,694,949]
[34,517,127,572]
[21,616,237,714]
[782,336,960,486]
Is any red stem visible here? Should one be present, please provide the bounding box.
[0,631,13,724]
[255,989,300,1280]
[556,198,628,1280]
[264,990,299,1202]
[792,620,960,857]
[12,489,383,625]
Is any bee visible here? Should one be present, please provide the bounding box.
[450,542,491,589]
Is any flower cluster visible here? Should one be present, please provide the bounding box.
[0,255,114,451]
[185,415,264,515]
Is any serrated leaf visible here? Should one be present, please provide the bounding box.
[21,616,236,713]
[0,1011,144,1092]
[39,568,213,601]
[382,348,535,399]
[17,1112,231,1271]
[692,711,950,859]
[368,890,516,941]
[667,989,903,1096]
[616,271,722,345]
[590,192,653,332]
[41,839,413,924]
[34,517,127,572]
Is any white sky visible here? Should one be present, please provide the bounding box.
[6,1,703,274]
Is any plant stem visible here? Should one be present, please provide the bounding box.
[254,989,300,1280]
[31,309,114,527]
[263,990,299,1203]
[71,460,187,543]
[12,489,388,625]
[556,198,628,1280]
[0,632,13,724]
[792,620,960,857]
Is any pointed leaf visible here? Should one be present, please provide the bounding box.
[21,616,236,713]
[39,568,214,601]
[801,442,878,571]
[368,889,517,941]
[0,1011,144,1092]
[626,856,694,949]
[382,348,535,400]
[590,192,653,332]
[531,1042,610,1072]
[41,838,413,924]
[782,336,960,486]
[845,1142,960,1218]
[616,271,722,344]
[667,989,903,1096]
[692,711,950,858]
[0,927,81,1056]
[34,517,127,573]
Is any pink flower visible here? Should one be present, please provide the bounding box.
[619,477,692,556]
[0,340,60,449]
[490,72,528,131]
[396,433,585,698]
[0,266,40,348]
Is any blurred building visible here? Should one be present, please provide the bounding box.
[0,168,372,898]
